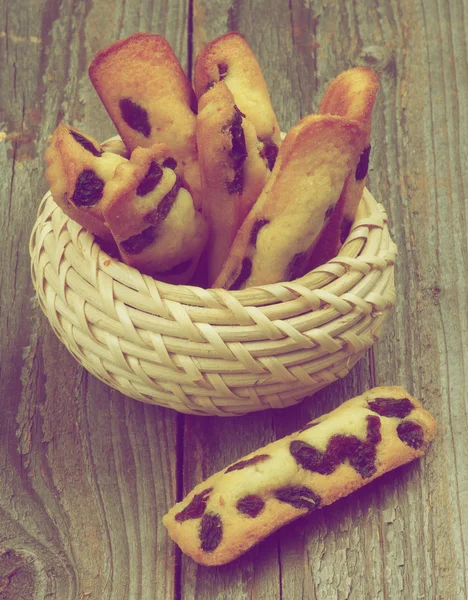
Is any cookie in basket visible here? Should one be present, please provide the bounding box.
[309,67,380,268]
[197,81,269,284]
[214,113,367,290]
[101,143,207,284]
[194,32,281,171]
[163,386,436,566]
[45,124,127,242]
[89,33,202,208]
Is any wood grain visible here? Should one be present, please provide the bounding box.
[1,0,467,598]
[0,1,187,598]
[182,0,468,599]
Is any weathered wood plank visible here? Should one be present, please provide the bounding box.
[1,0,467,598]
[0,1,189,598]
[181,1,468,599]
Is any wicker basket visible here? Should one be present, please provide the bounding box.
[30,183,397,416]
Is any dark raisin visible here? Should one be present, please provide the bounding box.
[72,170,105,207]
[145,177,182,225]
[175,488,213,522]
[225,454,270,474]
[157,259,192,276]
[249,219,269,247]
[287,252,308,281]
[162,157,177,170]
[347,418,382,479]
[397,421,424,449]
[236,495,265,518]
[229,257,252,290]
[70,130,102,157]
[291,415,382,479]
[355,145,371,181]
[136,161,163,196]
[260,141,279,171]
[206,81,216,91]
[275,486,321,512]
[218,63,228,80]
[325,204,335,219]
[326,435,358,467]
[290,440,334,475]
[340,217,352,244]
[119,98,151,137]
[368,397,414,419]
[199,513,223,552]
[226,105,248,195]
[366,415,382,445]
[120,226,157,254]
[298,421,319,433]
[348,443,378,478]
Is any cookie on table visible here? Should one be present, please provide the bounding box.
[309,67,379,268]
[194,32,281,170]
[101,143,207,284]
[196,81,269,284]
[163,386,436,566]
[89,33,202,209]
[213,114,367,290]
[45,124,127,241]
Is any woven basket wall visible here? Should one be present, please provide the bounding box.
[30,186,397,416]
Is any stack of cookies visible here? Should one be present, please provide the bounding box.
[43,37,438,567]
[45,32,379,287]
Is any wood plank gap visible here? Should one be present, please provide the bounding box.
[175,6,192,596]
[277,535,283,600]
[173,412,185,600]
[187,0,194,80]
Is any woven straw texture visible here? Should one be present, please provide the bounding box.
[30,187,397,416]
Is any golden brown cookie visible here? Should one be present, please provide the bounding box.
[194,32,281,166]
[45,124,127,241]
[213,114,366,290]
[101,143,207,284]
[309,67,379,268]
[196,82,269,284]
[89,33,202,208]
[163,386,436,566]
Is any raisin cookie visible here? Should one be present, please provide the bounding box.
[89,33,202,208]
[194,32,281,169]
[213,114,366,289]
[163,386,436,566]
[45,124,127,241]
[101,143,207,284]
[309,67,380,268]
[197,81,269,284]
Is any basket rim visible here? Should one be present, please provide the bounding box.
[32,186,396,307]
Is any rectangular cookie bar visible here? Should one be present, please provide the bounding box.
[196,81,269,284]
[101,144,207,284]
[194,32,281,149]
[309,67,380,268]
[163,386,436,566]
[89,33,202,208]
[213,113,366,289]
[45,124,127,242]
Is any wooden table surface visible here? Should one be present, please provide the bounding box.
[1,0,467,598]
